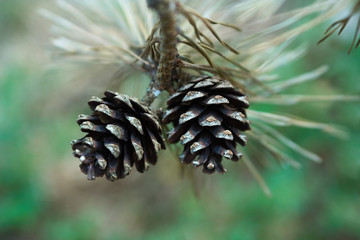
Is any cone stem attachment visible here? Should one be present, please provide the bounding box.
[142,74,160,106]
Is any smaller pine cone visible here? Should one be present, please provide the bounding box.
[163,76,250,174]
[71,91,165,181]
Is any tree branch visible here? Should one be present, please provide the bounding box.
[147,0,178,94]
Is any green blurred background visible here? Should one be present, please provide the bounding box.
[0,1,359,239]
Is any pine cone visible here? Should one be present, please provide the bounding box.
[162,76,250,174]
[71,91,165,181]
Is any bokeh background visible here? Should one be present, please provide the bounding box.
[1,1,359,239]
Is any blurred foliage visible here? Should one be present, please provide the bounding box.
[0,1,359,240]
[0,0,28,42]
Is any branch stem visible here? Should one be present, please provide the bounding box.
[147,0,178,94]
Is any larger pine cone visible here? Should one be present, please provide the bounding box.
[163,76,251,174]
[71,91,165,181]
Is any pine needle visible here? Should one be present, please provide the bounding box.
[242,156,272,197]
[178,3,240,54]
[318,0,360,54]
[251,94,360,105]
[248,110,348,139]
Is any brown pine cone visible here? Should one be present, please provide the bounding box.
[162,76,250,174]
[71,91,165,181]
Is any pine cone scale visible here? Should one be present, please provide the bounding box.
[125,114,144,135]
[79,121,100,133]
[105,124,129,141]
[198,112,223,126]
[76,114,99,124]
